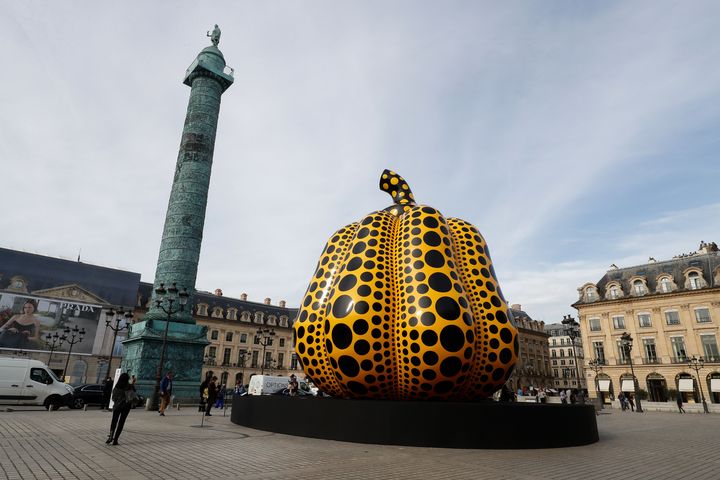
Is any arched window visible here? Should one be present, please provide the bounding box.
[659,276,673,293]
[633,280,646,295]
[688,272,701,290]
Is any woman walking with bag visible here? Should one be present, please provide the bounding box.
[106,373,136,445]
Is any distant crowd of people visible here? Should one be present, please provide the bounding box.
[498,385,587,404]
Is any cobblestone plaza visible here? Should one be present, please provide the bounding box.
[0,406,716,479]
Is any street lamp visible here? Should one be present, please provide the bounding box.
[104,307,133,379]
[687,356,709,414]
[620,332,643,413]
[45,331,67,365]
[237,349,251,386]
[256,327,275,374]
[150,282,189,410]
[62,325,86,382]
[562,314,582,390]
[588,358,604,399]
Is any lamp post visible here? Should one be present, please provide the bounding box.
[237,349,251,386]
[620,332,643,413]
[45,331,67,365]
[256,327,275,375]
[687,356,709,414]
[62,325,86,382]
[150,282,189,411]
[588,358,604,399]
[562,314,582,390]
[104,307,133,380]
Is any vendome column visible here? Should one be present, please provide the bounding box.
[122,28,234,401]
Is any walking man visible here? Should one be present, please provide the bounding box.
[676,391,685,413]
[159,371,173,416]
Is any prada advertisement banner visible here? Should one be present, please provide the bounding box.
[0,292,102,354]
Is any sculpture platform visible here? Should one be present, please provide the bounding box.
[231,395,599,449]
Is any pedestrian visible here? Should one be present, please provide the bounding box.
[234,381,246,396]
[538,388,547,404]
[205,376,218,416]
[560,390,567,404]
[101,376,113,411]
[215,384,226,409]
[676,392,685,413]
[288,374,299,396]
[199,371,212,412]
[628,393,635,412]
[159,371,173,416]
[618,392,626,411]
[105,372,136,446]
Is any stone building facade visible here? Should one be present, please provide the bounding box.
[545,322,585,390]
[506,304,552,390]
[573,241,720,405]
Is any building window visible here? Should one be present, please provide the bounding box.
[551,350,556,358]
[552,338,556,346]
[225,332,233,342]
[553,369,558,377]
[592,342,605,363]
[659,277,673,293]
[207,346,217,359]
[665,311,680,325]
[670,337,687,362]
[612,315,625,329]
[210,330,219,341]
[223,348,231,365]
[560,360,566,365]
[211,307,224,318]
[585,287,597,301]
[560,350,565,358]
[567,348,573,357]
[643,338,657,363]
[552,359,557,365]
[589,318,601,331]
[277,352,284,368]
[197,304,208,316]
[633,280,646,296]
[251,351,259,368]
[608,284,621,299]
[290,353,298,370]
[238,350,248,366]
[638,313,652,328]
[279,338,286,347]
[700,335,720,361]
[279,316,288,327]
[254,312,264,324]
[695,308,711,323]
[240,333,247,343]
[227,308,237,321]
[617,340,629,363]
[253,335,260,345]
[688,272,701,290]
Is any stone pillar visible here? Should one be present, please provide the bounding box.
[122,34,234,401]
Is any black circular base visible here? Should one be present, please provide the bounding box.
[231,396,599,449]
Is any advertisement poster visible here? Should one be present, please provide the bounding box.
[0,292,102,354]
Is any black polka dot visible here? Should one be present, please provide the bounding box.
[421,330,438,346]
[423,231,441,247]
[491,368,505,382]
[436,297,460,320]
[418,296,432,308]
[500,327,513,344]
[428,272,452,292]
[360,272,373,282]
[332,295,354,318]
[440,325,464,352]
[489,338,500,349]
[425,250,445,268]
[357,285,371,296]
[352,242,366,254]
[420,312,436,326]
[434,381,453,394]
[422,369,436,381]
[347,257,362,271]
[499,348,512,364]
[423,351,439,365]
[355,301,369,314]
[347,381,367,395]
[423,217,439,228]
[440,357,462,377]
[354,340,370,355]
[338,275,357,292]
[339,356,360,377]
[327,323,352,351]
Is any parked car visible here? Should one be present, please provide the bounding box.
[72,383,144,409]
[271,387,314,396]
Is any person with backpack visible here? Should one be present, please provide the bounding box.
[105,373,135,446]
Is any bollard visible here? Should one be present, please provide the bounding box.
[176,403,180,411]
[84,404,87,412]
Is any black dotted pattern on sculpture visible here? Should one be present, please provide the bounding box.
[294,223,359,397]
[447,218,519,399]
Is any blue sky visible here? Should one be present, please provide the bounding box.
[1,1,718,323]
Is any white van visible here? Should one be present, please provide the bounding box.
[0,357,75,409]
[248,375,292,395]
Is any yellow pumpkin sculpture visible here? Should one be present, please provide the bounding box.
[294,170,518,400]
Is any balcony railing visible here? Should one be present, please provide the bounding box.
[642,357,662,365]
[670,356,688,364]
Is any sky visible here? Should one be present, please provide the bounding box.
[1,1,719,324]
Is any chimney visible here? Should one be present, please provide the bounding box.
[264,297,271,305]
[279,300,286,308]
[510,304,521,311]
[240,293,247,301]
[214,288,223,296]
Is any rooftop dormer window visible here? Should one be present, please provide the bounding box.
[683,268,707,290]
[658,276,674,293]
[606,283,623,300]
[632,279,647,296]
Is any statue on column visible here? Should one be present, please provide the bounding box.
[207,25,221,46]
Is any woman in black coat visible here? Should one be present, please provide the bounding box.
[205,376,218,416]
[106,373,134,445]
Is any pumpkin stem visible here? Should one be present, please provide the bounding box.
[379,170,416,211]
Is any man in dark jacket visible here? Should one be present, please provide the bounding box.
[159,371,173,416]
[205,376,218,416]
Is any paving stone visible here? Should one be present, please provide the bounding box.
[0,406,717,479]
